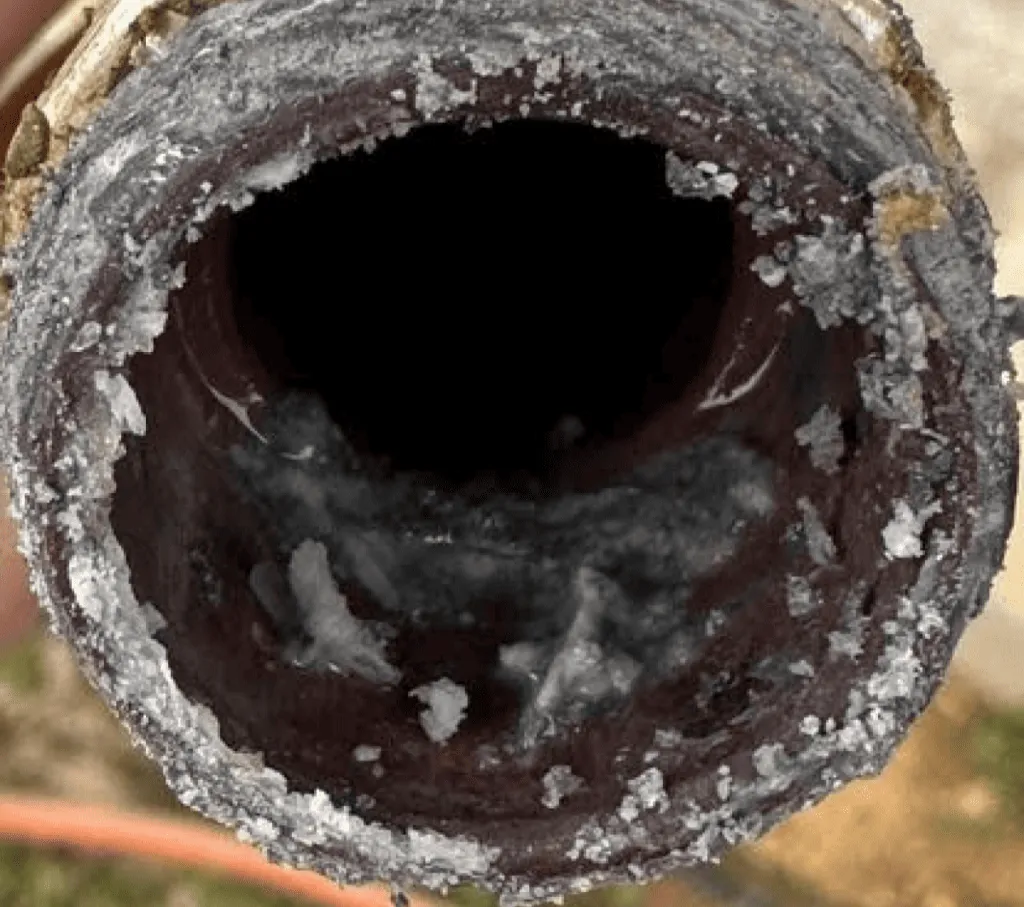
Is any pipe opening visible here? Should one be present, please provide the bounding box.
[110,114,876,823]
[229,120,734,491]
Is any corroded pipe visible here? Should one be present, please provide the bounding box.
[0,0,1019,901]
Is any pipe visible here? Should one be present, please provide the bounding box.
[0,0,1019,901]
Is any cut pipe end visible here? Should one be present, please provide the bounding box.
[0,0,1018,901]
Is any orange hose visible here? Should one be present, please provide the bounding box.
[0,794,437,907]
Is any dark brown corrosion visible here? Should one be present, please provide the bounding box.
[0,0,1018,900]
[114,109,889,827]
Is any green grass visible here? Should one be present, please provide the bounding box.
[970,707,1024,827]
[446,882,648,907]
[0,631,44,694]
[932,811,1008,845]
[444,886,497,907]
[0,842,314,907]
[714,850,852,907]
[568,886,648,907]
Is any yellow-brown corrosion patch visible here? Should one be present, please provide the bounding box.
[875,189,950,247]
[879,22,961,164]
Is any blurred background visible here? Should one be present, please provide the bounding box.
[1,1,1023,904]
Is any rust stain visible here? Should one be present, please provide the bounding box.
[879,22,961,163]
[874,189,950,247]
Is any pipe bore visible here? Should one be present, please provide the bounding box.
[0,0,1019,901]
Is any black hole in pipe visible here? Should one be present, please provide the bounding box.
[230,120,735,486]
[110,109,887,826]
